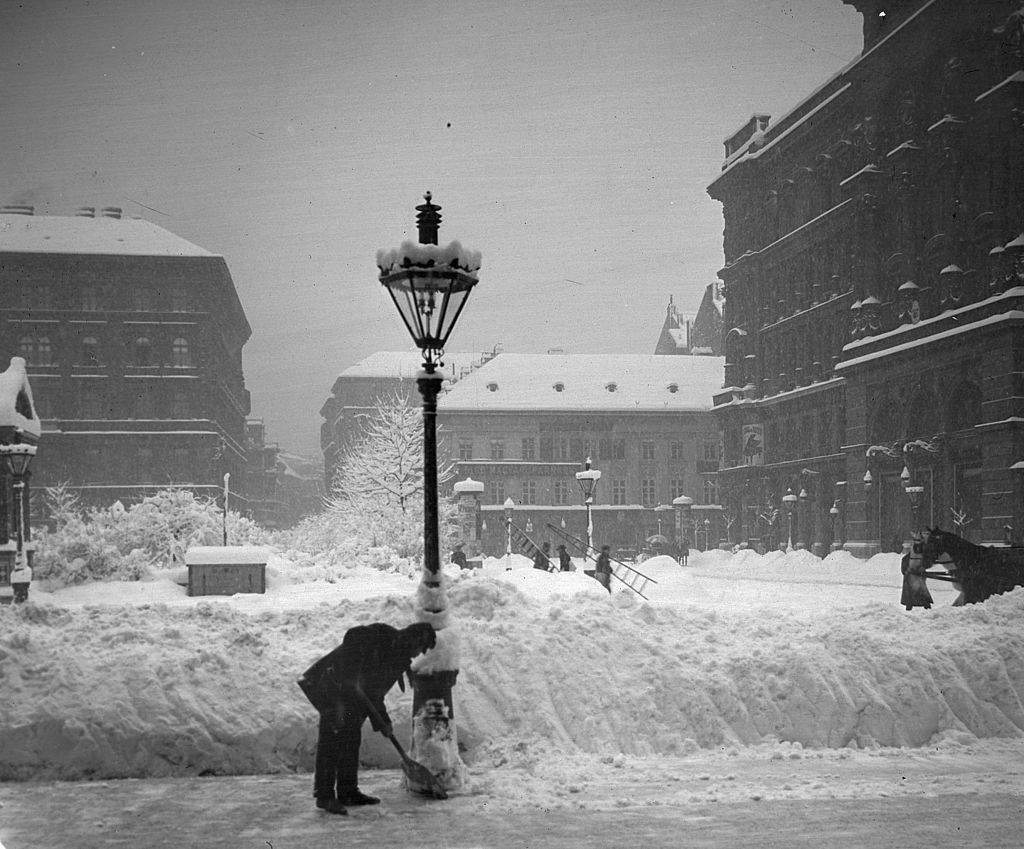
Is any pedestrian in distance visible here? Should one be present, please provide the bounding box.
[556,543,572,572]
[900,535,933,611]
[594,545,612,592]
[678,537,690,567]
[297,621,436,815]
[450,543,467,569]
[10,554,31,604]
[532,541,552,571]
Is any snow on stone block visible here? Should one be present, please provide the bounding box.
[185,546,268,596]
[0,357,41,438]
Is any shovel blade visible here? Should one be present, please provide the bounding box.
[401,757,448,800]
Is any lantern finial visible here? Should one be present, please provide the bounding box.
[415,192,442,245]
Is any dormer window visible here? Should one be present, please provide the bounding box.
[605,382,617,392]
[553,382,565,392]
[487,382,498,392]
[667,383,679,393]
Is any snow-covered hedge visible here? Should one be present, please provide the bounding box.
[33,486,268,588]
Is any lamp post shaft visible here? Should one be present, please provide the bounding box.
[418,368,442,575]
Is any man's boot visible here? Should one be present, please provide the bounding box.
[316,796,348,815]
[339,788,380,806]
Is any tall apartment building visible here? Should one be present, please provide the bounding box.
[706,1,1024,555]
[0,206,253,508]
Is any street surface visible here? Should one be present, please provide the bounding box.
[1,742,1022,848]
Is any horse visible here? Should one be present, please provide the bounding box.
[920,527,1024,604]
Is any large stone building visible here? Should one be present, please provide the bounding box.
[654,284,724,356]
[706,1,1024,555]
[439,353,725,555]
[0,206,255,509]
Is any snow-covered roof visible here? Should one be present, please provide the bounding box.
[0,357,41,438]
[338,350,490,381]
[185,546,269,565]
[0,214,216,257]
[441,353,724,412]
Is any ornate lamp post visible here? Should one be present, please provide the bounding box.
[829,500,840,552]
[702,517,711,551]
[1,442,36,584]
[782,488,798,553]
[574,457,601,554]
[377,192,481,795]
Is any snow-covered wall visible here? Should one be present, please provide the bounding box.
[1,577,1022,781]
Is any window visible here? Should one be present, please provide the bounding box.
[553,479,571,505]
[80,337,101,366]
[80,285,101,311]
[172,448,191,482]
[670,478,687,499]
[18,335,34,361]
[539,437,553,460]
[171,337,191,368]
[704,441,720,463]
[521,437,536,461]
[35,336,54,366]
[669,441,685,462]
[613,439,626,460]
[171,388,191,418]
[169,283,190,312]
[32,391,53,419]
[553,382,565,392]
[598,438,611,460]
[487,480,505,504]
[133,337,153,367]
[554,437,570,460]
[80,390,105,419]
[610,479,627,505]
[703,479,718,505]
[521,480,537,504]
[490,440,505,461]
[641,441,655,461]
[133,390,156,419]
[130,286,152,311]
[640,478,656,507]
[459,441,473,461]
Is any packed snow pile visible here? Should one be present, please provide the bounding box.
[0,550,1022,781]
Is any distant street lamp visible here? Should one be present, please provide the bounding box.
[782,488,798,553]
[504,497,515,571]
[702,517,711,551]
[654,504,672,536]
[377,192,480,796]
[906,485,925,532]
[575,457,601,554]
[222,472,230,546]
[829,500,840,551]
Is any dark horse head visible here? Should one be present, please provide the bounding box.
[921,527,1024,604]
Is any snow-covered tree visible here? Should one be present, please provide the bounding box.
[322,391,457,558]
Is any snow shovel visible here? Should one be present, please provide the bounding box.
[364,703,448,800]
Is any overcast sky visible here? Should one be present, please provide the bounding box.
[2,0,862,456]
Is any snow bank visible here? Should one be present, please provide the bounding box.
[1,547,1022,781]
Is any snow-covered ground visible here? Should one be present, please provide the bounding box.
[1,546,1021,805]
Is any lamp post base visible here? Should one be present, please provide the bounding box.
[408,670,466,795]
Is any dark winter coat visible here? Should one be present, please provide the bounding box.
[557,546,572,571]
[900,551,933,610]
[450,548,468,568]
[298,623,422,731]
[594,551,612,574]
[533,548,551,571]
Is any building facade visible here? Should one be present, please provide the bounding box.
[707,0,1024,555]
[319,349,497,489]
[0,206,254,509]
[438,353,725,556]
[654,284,725,356]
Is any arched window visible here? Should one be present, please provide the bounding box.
[171,337,191,367]
[36,336,54,366]
[80,336,101,366]
[702,479,718,505]
[133,337,153,367]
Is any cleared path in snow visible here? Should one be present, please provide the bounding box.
[1,742,1022,848]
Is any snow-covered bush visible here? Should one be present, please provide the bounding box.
[33,486,268,587]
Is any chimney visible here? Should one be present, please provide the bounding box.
[100,206,123,219]
[76,206,96,217]
[1,205,35,215]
